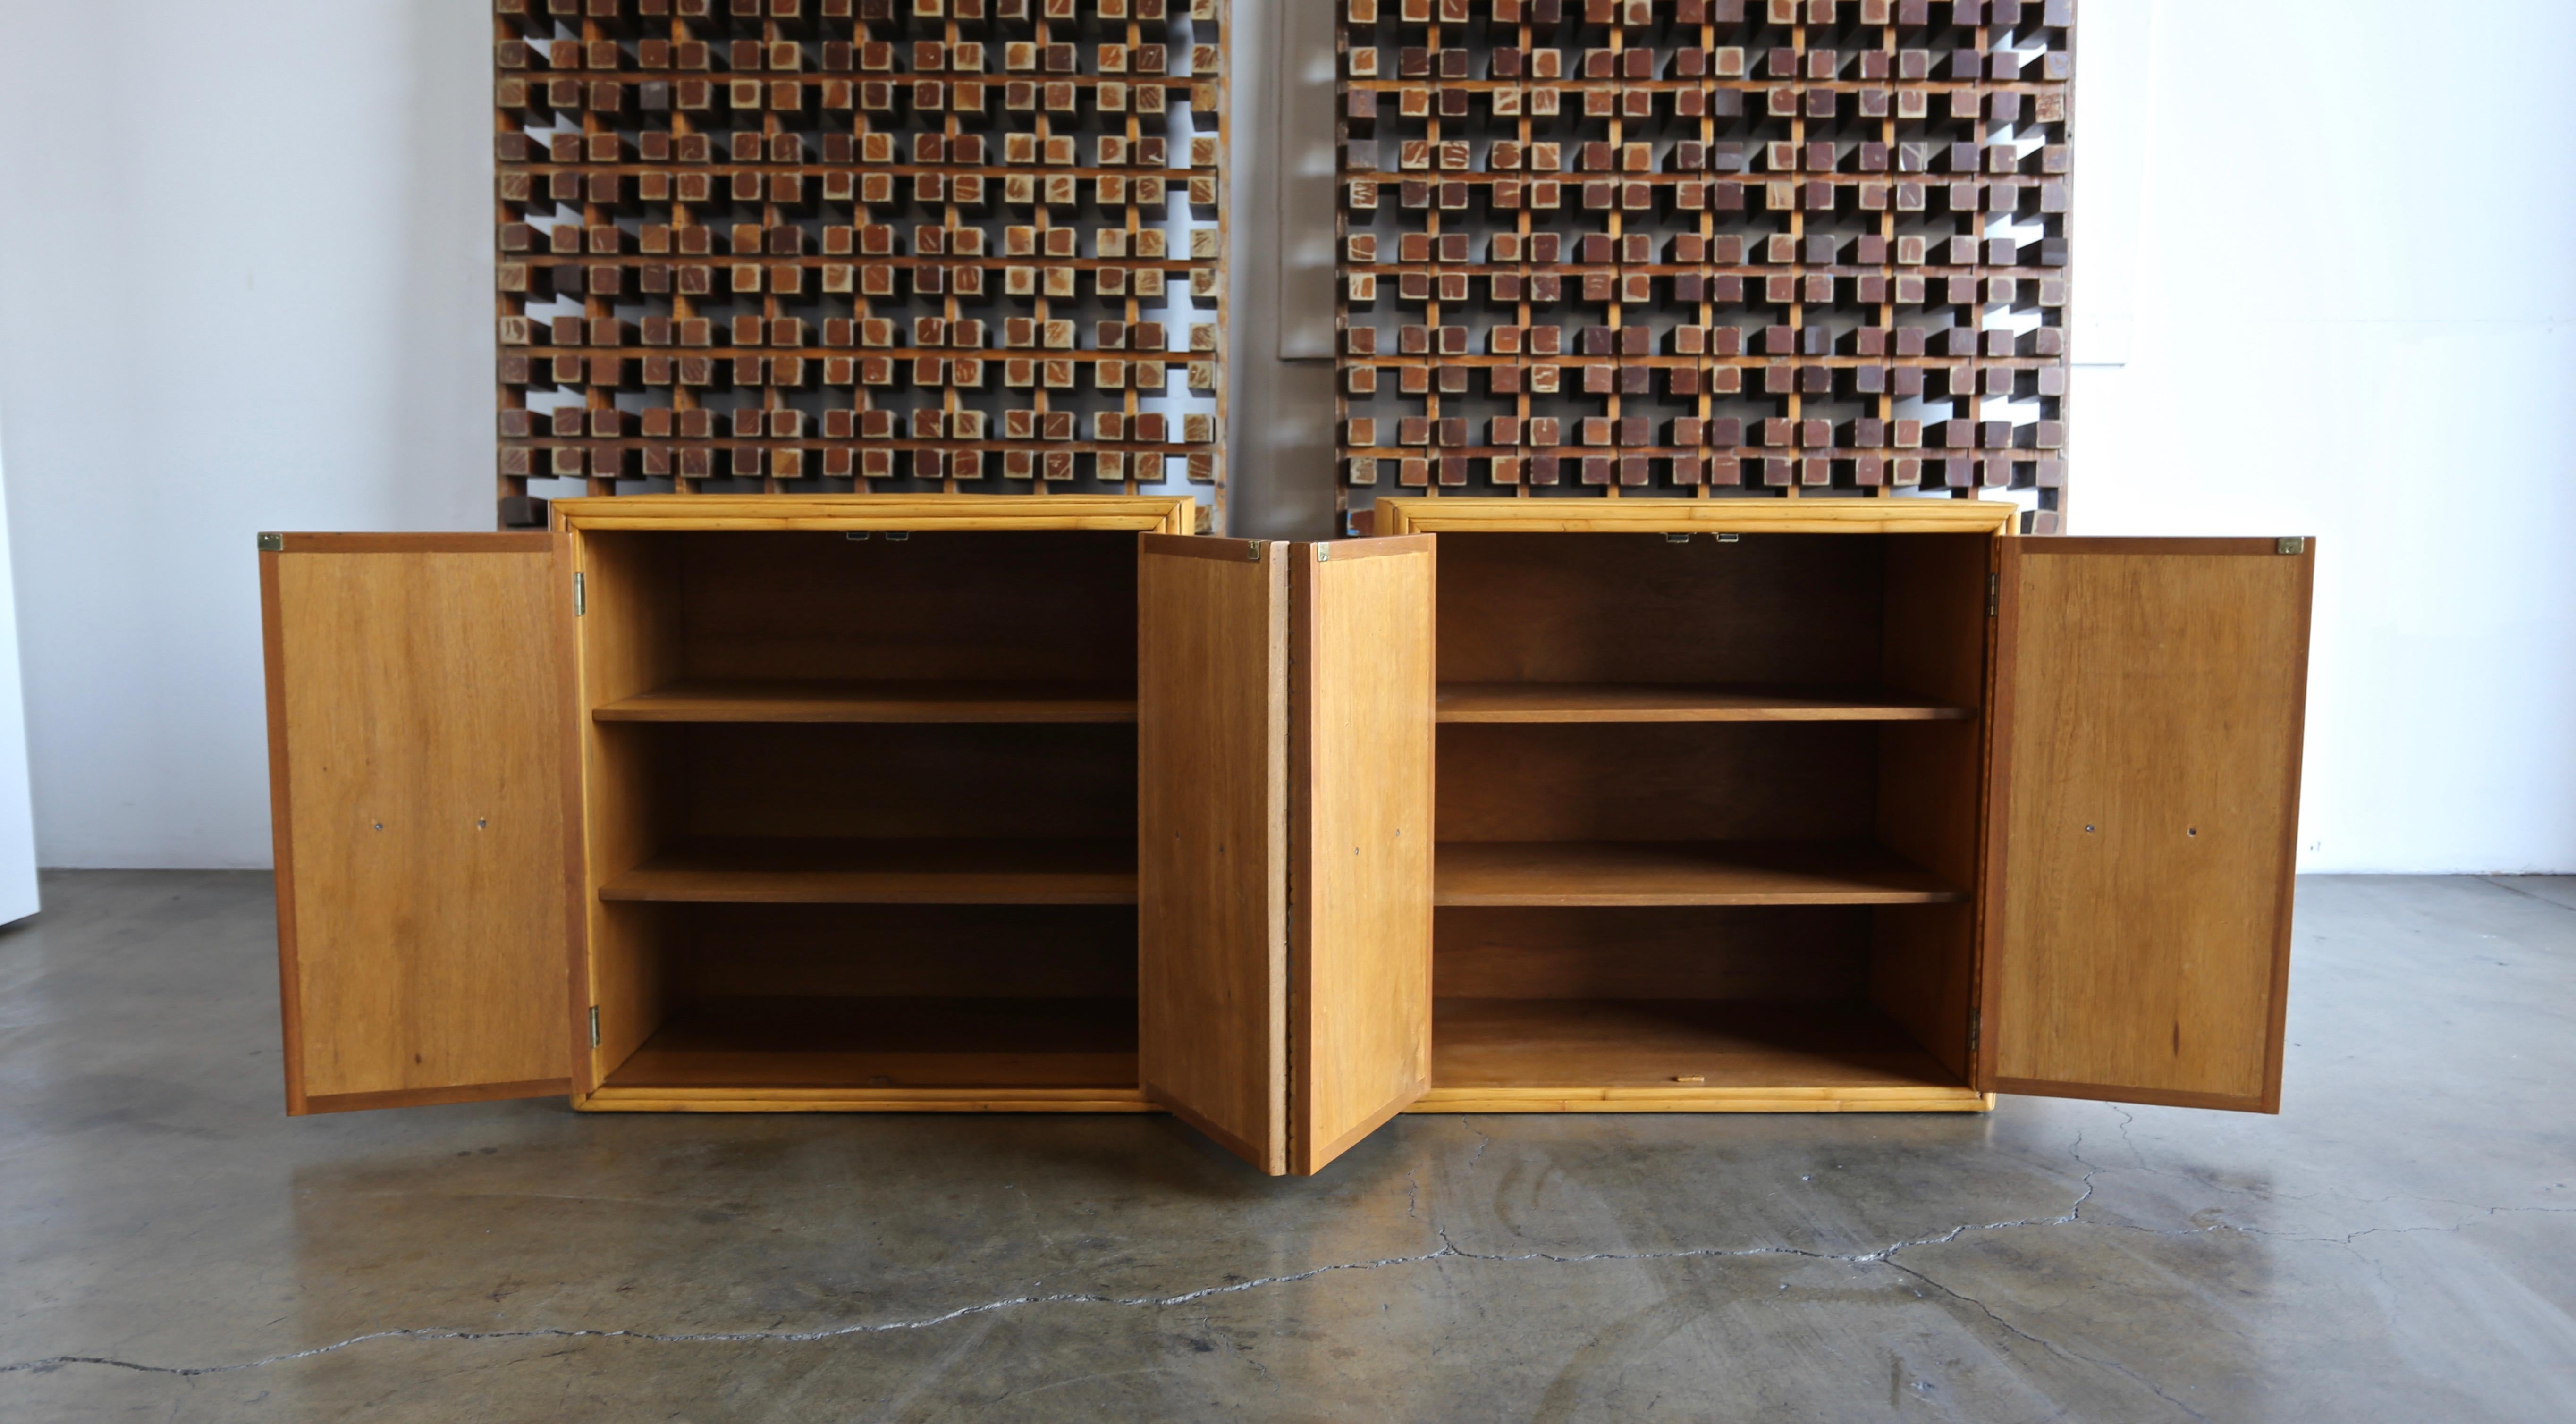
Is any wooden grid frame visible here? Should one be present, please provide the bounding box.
[493,0,1229,526]
[1334,0,2071,531]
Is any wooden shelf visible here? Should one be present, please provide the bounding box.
[599,996,1139,1093]
[1437,682,1974,724]
[1434,841,1964,907]
[600,838,1138,905]
[594,679,1138,724]
[1430,998,1971,1094]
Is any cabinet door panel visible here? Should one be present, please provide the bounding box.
[1138,536,1290,1172]
[263,534,580,1113]
[1985,538,2314,1112]
[1292,537,1436,1174]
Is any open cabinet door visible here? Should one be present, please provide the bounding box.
[1290,537,1436,1174]
[1983,537,2315,1112]
[1139,536,1291,1172]
[262,534,581,1114]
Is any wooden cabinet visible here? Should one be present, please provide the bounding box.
[1365,498,2314,1152]
[261,495,2313,1179]
[267,498,1191,1117]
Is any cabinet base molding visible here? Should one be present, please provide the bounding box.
[1413,1087,1994,1114]
[564,1086,1992,1115]
[573,1087,1157,1114]
[259,502,2310,1171]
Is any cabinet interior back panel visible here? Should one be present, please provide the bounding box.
[495,0,1230,524]
[1334,0,2071,530]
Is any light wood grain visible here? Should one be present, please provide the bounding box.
[674,904,1137,1000]
[1436,841,1965,907]
[1292,537,1436,1175]
[599,838,1137,905]
[270,533,554,554]
[1985,538,2314,1112]
[567,507,1159,1111]
[260,547,304,1112]
[595,679,1138,724]
[674,722,1136,841]
[1137,535,1290,1174]
[1438,722,1878,844]
[1412,1086,1991,1113]
[1436,906,1874,1001]
[1869,535,1996,1082]
[579,1087,1157,1113]
[556,495,1196,534]
[597,996,1137,1091]
[669,532,1140,685]
[1430,999,1975,1092]
[1437,683,1972,722]
[266,540,574,1112]
[1432,532,1888,687]
[573,531,681,1086]
[1372,498,2020,537]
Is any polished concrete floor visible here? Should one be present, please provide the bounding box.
[0,872,2569,1421]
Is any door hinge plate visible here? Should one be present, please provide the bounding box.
[573,571,586,616]
[1967,1007,1982,1055]
[1986,571,1999,617]
[2277,536,2306,555]
[256,532,285,552]
[589,1006,600,1048]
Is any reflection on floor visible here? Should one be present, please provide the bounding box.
[2,871,2571,1422]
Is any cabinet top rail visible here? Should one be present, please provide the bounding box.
[552,495,1200,535]
[1370,499,2020,538]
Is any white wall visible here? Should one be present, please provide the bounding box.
[0,430,43,920]
[0,0,493,868]
[0,0,2568,872]
[2066,0,2576,872]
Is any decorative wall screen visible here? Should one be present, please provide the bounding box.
[1334,0,2072,531]
[494,0,1228,525]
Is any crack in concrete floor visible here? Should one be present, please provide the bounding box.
[9,875,2573,1413]
[14,1109,2561,1420]
[0,1180,2114,1380]
[25,1117,2530,1397]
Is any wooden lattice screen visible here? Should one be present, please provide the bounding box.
[1334,0,2072,531]
[493,0,1228,526]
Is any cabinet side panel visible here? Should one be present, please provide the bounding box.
[261,551,307,1114]
[1139,538,1289,1173]
[274,549,574,1108]
[1990,540,2312,1111]
[575,533,682,1083]
[1872,536,1996,1080]
[1292,539,1436,1176]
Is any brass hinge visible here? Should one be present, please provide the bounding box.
[256,532,285,552]
[1315,544,1332,562]
[2277,536,2306,555]
[1986,571,1999,617]
[573,571,586,616]
[1967,1007,1981,1055]
[589,1006,600,1048]
[1244,540,1260,561]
